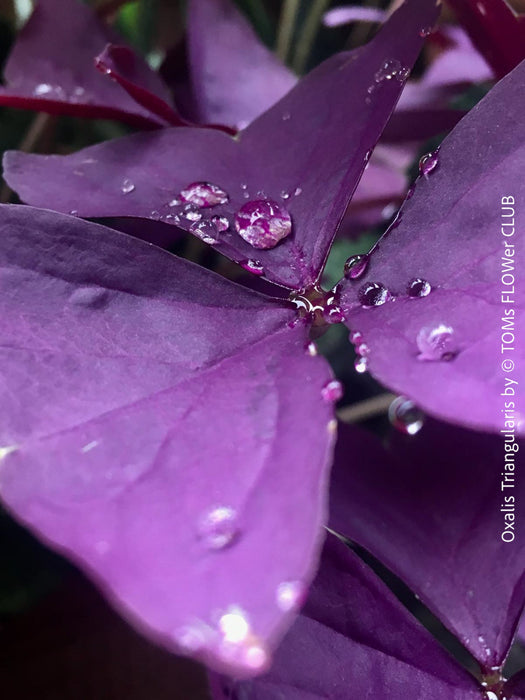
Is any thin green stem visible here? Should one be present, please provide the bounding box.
[292,0,330,74]
[337,393,396,424]
[276,0,300,63]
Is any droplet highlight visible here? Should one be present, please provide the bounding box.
[121,178,135,194]
[359,282,391,307]
[388,397,424,435]
[179,182,229,208]
[407,278,431,298]
[344,254,369,280]
[198,506,238,550]
[234,199,292,250]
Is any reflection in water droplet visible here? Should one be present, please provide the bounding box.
[241,259,264,275]
[121,178,135,194]
[388,397,424,435]
[416,324,458,361]
[359,282,391,307]
[211,215,229,232]
[70,286,109,309]
[321,380,343,403]
[234,199,292,250]
[419,151,439,177]
[198,506,238,550]
[276,581,305,612]
[407,278,431,298]
[344,254,369,280]
[179,182,229,208]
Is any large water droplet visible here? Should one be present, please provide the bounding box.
[69,286,109,309]
[321,379,343,403]
[240,259,264,275]
[121,178,135,194]
[276,581,305,612]
[344,254,369,280]
[179,182,229,208]
[407,278,431,298]
[416,324,458,361]
[419,151,439,177]
[388,396,424,435]
[359,282,391,307]
[198,506,238,550]
[234,199,292,250]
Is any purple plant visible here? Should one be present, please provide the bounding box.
[0,0,524,696]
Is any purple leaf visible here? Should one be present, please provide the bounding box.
[211,535,483,698]
[339,60,525,434]
[94,44,184,127]
[330,420,525,668]
[0,0,172,128]
[4,0,440,290]
[0,205,336,677]
[186,0,296,130]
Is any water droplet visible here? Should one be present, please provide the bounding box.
[388,397,424,435]
[218,608,250,643]
[121,178,135,194]
[198,506,238,550]
[168,197,181,207]
[419,151,439,177]
[33,83,53,96]
[356,342,369,357]
[234,199,292,250]
[321,380,343,403]
[81,440,99,453]
[150,210,160,220]
[0,445,17,460]
[327,419,338,435]
[179,182,229,208]
[294,187,302,196]
[350,330,364,345]
[69,209,78,216]
[323,304,344,324]
[359,282,391,307]
[416,324,458,361]
[419,26,433,38]
[211,215,229,232]
[183,209,202,222]
[243,643,269,670]
[374,59,408,83]
[344,254,369,280]
[276,581,305,612]
[190,220,218,245]
[240,259,264,275]
[354,356,368,374]
[280,190,290,200]
[407,278,431,298]
[282,111,291,120]
[306,342,318,357]
[69,286,109,309]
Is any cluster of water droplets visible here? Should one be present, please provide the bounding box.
[350,331,370,374]
[32,83,89,103]
[366,59,409,103]
[289,285,344,328]
[388,396,424,435]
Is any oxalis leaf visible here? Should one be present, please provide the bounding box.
[338,59,525,434]
[0,205,337,677]
[4,0,440,290]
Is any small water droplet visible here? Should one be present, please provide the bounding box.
[321,379,343,403]
[282,111,291,121]
[327,419,338,435]
[33,83,53,96]
[359,282,391,307]
[419,26,433,38]
[388,397,424,435]
[276,581,305,612]
[294,187,302,196]
[69,209,78,216]
[211,215,229,232]
[416,324,458,361]
[280,190,290,200]
[344,254,369,280]
[190,220,218,245]
[419,151,439,177]
[234,199,292,250]
[198,506,238,550]
[240,259,264,275]
[374,59,408,83]
[407,278,431,298]
[323,304,344,324]
[354,356,368,374]
[169,197,181,207]
[121,178,135,194]
[70,286,109,309]
[179,182,229,208]
[150,210,160,220]
[243,643,269,670]
[218,608,250,643]
[306,342,318,357]
[350,330,363,345]
[184,209,202,222]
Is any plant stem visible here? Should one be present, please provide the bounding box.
[276,0,300,63]
[337,393,396,424]
[292,0,331,74]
